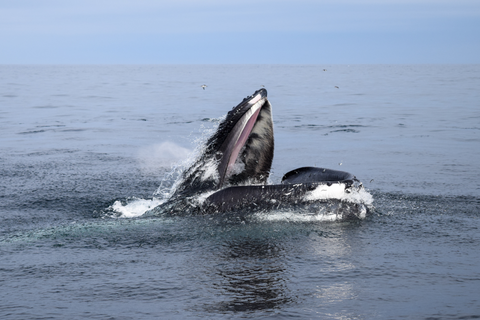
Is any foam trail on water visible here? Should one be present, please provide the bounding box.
[254,211,348,222]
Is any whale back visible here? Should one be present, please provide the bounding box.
[281,167,355,185]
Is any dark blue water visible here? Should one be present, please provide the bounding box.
[1,65,479,319]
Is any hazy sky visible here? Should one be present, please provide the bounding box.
[1,0,479,64]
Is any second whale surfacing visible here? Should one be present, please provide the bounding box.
[149,89,371,220]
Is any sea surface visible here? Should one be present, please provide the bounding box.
[1,65,479,319]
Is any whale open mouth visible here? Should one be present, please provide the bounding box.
[216,88,273,188]
[172,88,274,196]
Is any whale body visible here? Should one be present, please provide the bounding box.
[150,89,369,220]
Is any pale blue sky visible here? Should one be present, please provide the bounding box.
[1,0,479,64]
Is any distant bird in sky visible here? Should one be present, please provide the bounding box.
[323,69,327,71]
[335,86,339,89]
[201,84,207,90]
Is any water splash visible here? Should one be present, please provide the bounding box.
[107,197,165,218]
[109,121,223,218]
[304,184,374,206]
[158,120,222,197]
[136,141,192,175]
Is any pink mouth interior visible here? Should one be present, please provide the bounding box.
[224,106,262,179]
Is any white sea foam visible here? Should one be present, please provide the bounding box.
[109,198,164,218]
[303,183,346,201]
[304,184,374,206]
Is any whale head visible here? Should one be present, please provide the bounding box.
[174,88,274,196]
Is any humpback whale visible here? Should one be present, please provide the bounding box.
[151,89,369,220]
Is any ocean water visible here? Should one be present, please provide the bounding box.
[1,64,479,319]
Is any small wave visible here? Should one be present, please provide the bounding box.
[83,95,114,100]
[18,129,48,134]
[36,125,66,128]
[32,105,59,109]
[330,128,360,133]
[201,117,222,122]
[288,124,367,132]
[61,128,87,132]
[166,121,194,124]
